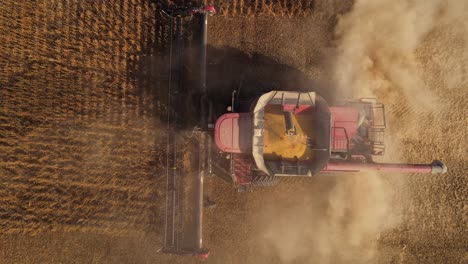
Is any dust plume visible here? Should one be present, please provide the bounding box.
[334,0,468,114]
[252,0,468,263]
[333,0,468,154]
[255,174,400,264]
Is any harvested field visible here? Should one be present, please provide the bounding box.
[1,1,467,264]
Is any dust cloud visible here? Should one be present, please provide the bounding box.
[253,0,467,263]
[256,174,400,264]
[334,0,468,113]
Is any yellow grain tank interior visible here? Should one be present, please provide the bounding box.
[263,104,315,161]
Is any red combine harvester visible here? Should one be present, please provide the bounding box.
[214,92,447,189]
[160,4,447,259]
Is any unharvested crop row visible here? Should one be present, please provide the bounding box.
[202,0,314,16]
[0,0,170,235]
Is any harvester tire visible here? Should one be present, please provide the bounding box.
[250,175,279,187]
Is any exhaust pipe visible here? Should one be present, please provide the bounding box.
[324,159,447,174]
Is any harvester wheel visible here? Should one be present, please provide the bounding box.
[250,175,279,187]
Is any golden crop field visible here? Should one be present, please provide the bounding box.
[0,0,168,236]
[1,1,467,263]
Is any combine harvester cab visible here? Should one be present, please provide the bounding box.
[214,91,447,190]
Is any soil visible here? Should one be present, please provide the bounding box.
[0,1,467,264]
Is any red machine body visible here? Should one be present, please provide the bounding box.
[330,106,360,151]
[213,91,447,187]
